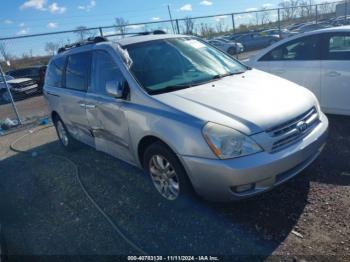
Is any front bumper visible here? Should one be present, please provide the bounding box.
[180,114,328,201]
[11,84,39,97]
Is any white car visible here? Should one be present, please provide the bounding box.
[246,26,350,116]
[208,39,244,55]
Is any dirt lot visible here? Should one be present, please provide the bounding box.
[0,115,349,261]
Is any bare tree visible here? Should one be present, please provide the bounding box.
[115,17,129,36]
[260,7,271,25]
[199,23,215,38]
[45,42,60,56]
[279,0,301,21]
[183,17,195,35]
[0,41,12,61]
[74,26,94,42]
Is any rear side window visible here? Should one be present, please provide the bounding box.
[46,56,66,88]
[326,33,350,60]
[260,35,321,61]
[65,52,91,92]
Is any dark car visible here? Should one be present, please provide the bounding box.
[7,65,47,91]
[225,32,280,51]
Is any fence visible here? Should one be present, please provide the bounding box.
[0,0,348,130]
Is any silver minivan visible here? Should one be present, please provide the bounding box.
[44,34,328,202]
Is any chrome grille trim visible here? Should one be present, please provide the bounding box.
[268,107,319,152]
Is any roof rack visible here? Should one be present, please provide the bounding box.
[57,36,108,54]
[103,30,167,38]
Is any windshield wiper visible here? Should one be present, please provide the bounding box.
[212,71,245,80]
[148,84,191,95]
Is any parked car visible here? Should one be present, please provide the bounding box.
[45,34,328,202]
[260,28,297,39]
[225,33,280,51]
[208,39,244,55]
[7,65,47,91]
[245,26,350,116]
[0,75,39,103]
[332,16,350,26]
[292,22,332,33]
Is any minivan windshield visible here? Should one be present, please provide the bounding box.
[124,37,247,95]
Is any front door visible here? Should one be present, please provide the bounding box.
[256,34,322,101]
[85,50,134,164]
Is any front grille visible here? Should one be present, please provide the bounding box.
[267,107,319,152]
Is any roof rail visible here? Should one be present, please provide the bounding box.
[57,36,108,54]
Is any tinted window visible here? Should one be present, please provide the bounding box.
[125,38,247,94]
[46,56,66,88]
[326,33,350,60]
[90,51,125,95]
[65,52,91,91]
[260,35,321,61]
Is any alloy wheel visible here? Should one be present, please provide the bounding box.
[56,121,69,147]
[149,155,180,200]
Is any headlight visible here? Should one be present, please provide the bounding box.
[202,122,262,159]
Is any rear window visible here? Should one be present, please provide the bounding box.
[46,56,66,88]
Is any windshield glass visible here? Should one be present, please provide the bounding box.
[124,37,247,95]
[0,75,14,83]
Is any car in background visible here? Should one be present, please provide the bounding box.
[7,65,47,91]
[332,16,350,26]
[0,75,39,103]
[245,26,350,116]
[261,28,297,39]
[208,39,244,55]
[226,32,280,51]
[292,22,332,34]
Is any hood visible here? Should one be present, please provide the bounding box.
[154,69,317,135]
[6,78,33,84]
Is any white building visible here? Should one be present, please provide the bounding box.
[336,1,350,17]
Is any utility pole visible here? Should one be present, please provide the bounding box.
[167,4,176,34]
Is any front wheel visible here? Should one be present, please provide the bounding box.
[0,90,12,104]
[228,47,237,55]
[143,142,194,202]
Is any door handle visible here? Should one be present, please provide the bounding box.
[326,71,341,77]
[85,104,96,109]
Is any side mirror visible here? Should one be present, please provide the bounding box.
[106,80,128,99]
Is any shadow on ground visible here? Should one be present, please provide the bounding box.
[0,115,349,260]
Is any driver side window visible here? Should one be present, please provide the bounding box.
[90,50,126,96]
[259,35,321,61]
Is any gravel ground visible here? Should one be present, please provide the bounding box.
[0,115,349,262]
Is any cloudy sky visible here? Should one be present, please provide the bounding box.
[0,0,294,37]
[0,0,340,57]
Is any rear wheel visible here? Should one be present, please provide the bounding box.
[143,142,194,202]
[53,116,80,151]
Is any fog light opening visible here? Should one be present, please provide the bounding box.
[233,183,255,193]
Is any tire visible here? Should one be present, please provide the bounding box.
[53,116,80,151]
[228,47,237,55]
[0,90,11,104]
[143,141,195,202]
